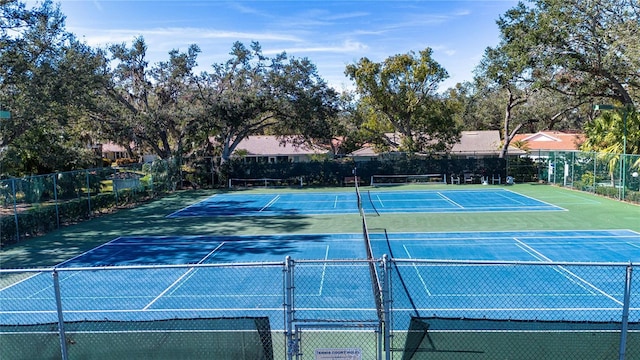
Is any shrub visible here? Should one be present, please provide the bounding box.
[115,158,138,166]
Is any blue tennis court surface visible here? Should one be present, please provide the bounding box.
[370,229,640,324]
[167,189,564,217]
[2,230,639,329]
[370,229,640,262]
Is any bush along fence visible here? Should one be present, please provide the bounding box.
[0,160,181,246]
[224,156,509,187]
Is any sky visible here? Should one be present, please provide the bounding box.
[53,0,519,91]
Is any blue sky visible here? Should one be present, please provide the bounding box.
[55,0,518,91]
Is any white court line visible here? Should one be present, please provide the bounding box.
[436,192,464,208]
[403,245,432,296]
[143,242,226,310]
[493,191,526,205]
[503,189,567,210]
[375,195,385,207]
[513,238,623,306]
[55,236,123,268]
[165,194,217,217]
[333,196,338,208]
[259,195,280,212]
[28,271,86,299]
[317,246,330,296]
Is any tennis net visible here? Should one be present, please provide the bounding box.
[355,179,363,213]
[361,203,384,320]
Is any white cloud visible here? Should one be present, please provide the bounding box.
[72,27,304,48]
[265,39,369,55]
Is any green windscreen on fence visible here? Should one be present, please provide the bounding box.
[0,317,274,360]
[400,316,639,359]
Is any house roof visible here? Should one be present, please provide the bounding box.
[233,135,328,156]
[101,142,127,153]
[450,130,521,155]
[348,131,526,157]
[511,131,585,151]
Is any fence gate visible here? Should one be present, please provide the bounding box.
[293,323,381,360]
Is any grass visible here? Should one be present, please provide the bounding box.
[1,183,638,269]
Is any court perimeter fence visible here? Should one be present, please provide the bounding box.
[1,258,639,359]
[0,160,181,247]
[530,150,640,203]
[3,150,639,247]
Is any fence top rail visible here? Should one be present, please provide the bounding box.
[391,258,634,267]
[3,258,634,274]
[292,258,377,265]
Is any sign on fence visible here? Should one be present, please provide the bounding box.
[315,348,362,360]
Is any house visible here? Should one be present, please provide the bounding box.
[348,131,526,161]
[98,142,157,163]
[449,130,526,158]
[511,131,585,159]
[100,142,130,161]
[231,135,331,163]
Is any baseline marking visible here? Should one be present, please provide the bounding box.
[166,194,217,217]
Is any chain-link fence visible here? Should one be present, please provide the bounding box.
[0,160,180,246]
[528,150,640,203]
[2,259,638,360]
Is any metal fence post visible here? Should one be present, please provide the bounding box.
[11,178,19,242]
[85,169,92,213]
[53,270,69,360]
[53,173,60,229]
[284,256,296,360]
[593,152,597,193]
[382,255,391,360]
[113,167,119,206]
[619,263,633,360]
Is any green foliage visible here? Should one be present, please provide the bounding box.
[194,41,339,166]
[0,185,156,246]
[497,0,639,106]
[0,0,108,176]
[345,49,460,154]
[115,158,138,166]
[225,157,509,187]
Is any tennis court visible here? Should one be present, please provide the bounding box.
[167,188,564,217]
[3,229,639,330]
[0,234,377,330]
[370,229,640,324]
[3,184,640,359]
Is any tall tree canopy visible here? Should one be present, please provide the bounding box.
[96,37,201,162]
[195,41,339,164]
[0,0,107,175]
[497,0,639,107]
[473,0,640,158]
[345,48,460,154]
